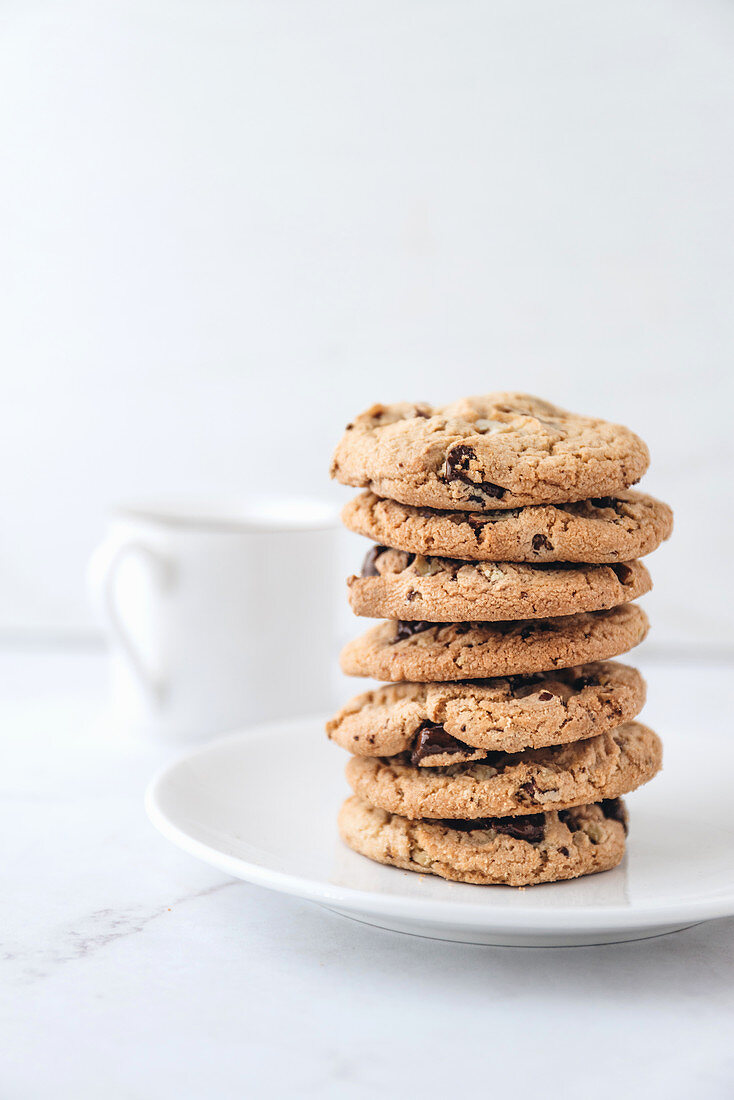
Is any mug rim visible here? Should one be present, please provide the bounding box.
[114,495,341,533]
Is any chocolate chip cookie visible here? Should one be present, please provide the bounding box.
[345,721,661,820]
[326,661,646,758]
[342,490,673,563]
[349,546,651,621]
[339,796,628,886]
[340,604,649,682]
[331,394,649,511]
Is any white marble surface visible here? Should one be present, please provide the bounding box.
[3,649,734,1099]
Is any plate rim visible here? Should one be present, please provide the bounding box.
[145,719,734,933]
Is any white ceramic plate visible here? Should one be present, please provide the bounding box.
[146,717,734,947]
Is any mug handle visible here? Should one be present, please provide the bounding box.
[88,536,171,703]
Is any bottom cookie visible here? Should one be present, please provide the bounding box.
[339,795,627,887]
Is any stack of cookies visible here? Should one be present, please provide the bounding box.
[327,393,673,887]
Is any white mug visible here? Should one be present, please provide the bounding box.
[88,496,342,743]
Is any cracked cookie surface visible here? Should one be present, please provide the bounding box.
[331,393,649,511]
[345,721,661,819]
[326,661,646,757]
[340,604,649,682]
[348,546,651,621]
[339,796,627,886]
[342,490,673,563]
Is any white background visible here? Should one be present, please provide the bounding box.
[2,0,733,647]
[3,9,734,1098]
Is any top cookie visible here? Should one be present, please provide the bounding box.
[342,491,673,563]
[331,393,649,511]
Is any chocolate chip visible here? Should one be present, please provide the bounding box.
[559,846,570,857]
[518,780,537,802]
[434,818,487,832]
[443,443,506,500]
[406,589,419,602]
[394,620,434,642]
[558,809,580,832]
[599,798,629,835]
[611,563,634,585]
[537,690,554,701]
[445,511,488,531]
[410,722,468,765]
[491,815,545,843]
[361,545,387,577]
[444,443,477,477]
[531,533,553,552]
[345,422,354,430]
[435,814,546,843]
